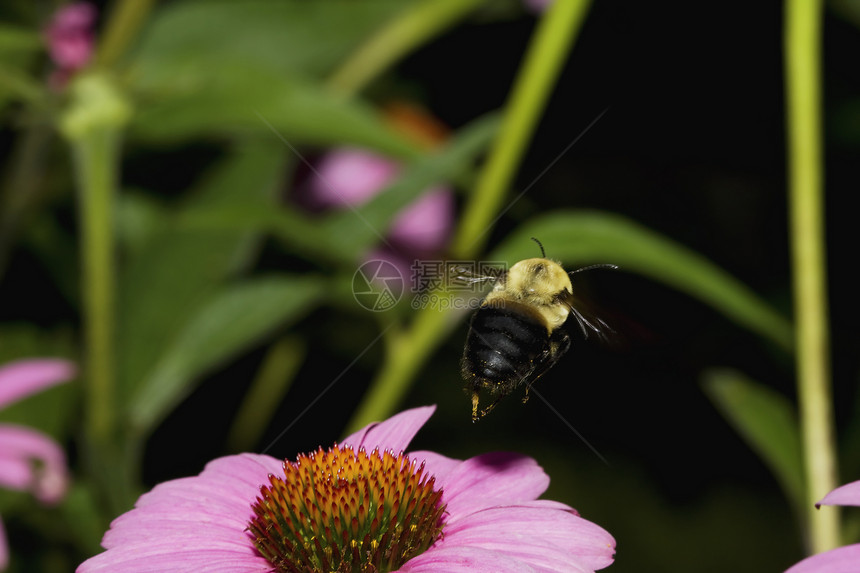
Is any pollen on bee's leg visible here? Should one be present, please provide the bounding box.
[471,391,480,423]
[523,382,533,404]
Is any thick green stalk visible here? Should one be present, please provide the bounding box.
[96,0,157,68]
[785,0,840,553]
[451,0,592,258]
[61,73,132,516]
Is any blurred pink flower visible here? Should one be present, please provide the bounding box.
[305,148,400,209]
[302,147,455,254]
[0,358,75,570]
[784,480,860,573]
[524,0,554,13]
[43,2,97,89]
[389,187,454,254]
[78,406,615,572]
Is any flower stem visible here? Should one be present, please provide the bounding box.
[96,0,157,68]
[346,301,456,434]
[327,0,486,97]
[451,0,592,258]
[784,0,840,553]
[61,72,132,516]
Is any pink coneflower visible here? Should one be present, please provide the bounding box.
[784,480,860,573]
[0,358,75,570]
[43,2,97,89]
[78,406,615,572]
[301,148,454,255]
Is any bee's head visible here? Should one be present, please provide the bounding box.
[502,258,572,304]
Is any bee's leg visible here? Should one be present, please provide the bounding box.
[477,392,507,421]
[473,381,512,422]
[522,332,571,403]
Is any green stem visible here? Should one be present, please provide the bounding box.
[785,0,840,553]
[226,336,306,452]
[75,131,116,442]
[451,0,592,258]
[61,73,132,516]
[96,0,157,68]
[346,301,456,434]
[327,0,486,97]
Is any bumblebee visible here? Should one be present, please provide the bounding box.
[460,238,615,422]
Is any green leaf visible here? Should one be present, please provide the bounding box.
[117,143,286,405]
[176,113,500,265]
[128,0,410,83]
[0,24,41,54]
[129,275,324,434]
[125,1,419,155]
[490,210,793,349]
[129,64,417,157]
[702,368,805,515]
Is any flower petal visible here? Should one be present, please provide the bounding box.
[388,188,454,253]
[340,405,435,454]
[78,537,271,572]
[437,451,549,516]
[399,545,540,573]
[82,454,284,571]
[0,517,8,570]
[408,450,463,485]
[817,480,860,508]
[303,148,399,209]
[102,454,280,549]
[784,544,860,573]
[0,358,75,409]
[442,501,615,572]
[0,425,68,503]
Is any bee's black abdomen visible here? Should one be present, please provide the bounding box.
[462,302,549,386]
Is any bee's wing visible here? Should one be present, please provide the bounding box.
[448,262,507,287]
[557,290,614,342]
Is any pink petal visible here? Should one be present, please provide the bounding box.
[0,517,7,570]
[442,501,615,572]
[0,425,68,503]
[78,538,271,572]
[388,188,454,253]
[43,2,97,70]
[399,545,541,572]
[82,454,281,571]
[103,454,280,548]
[524,0,554,13]
[304,148,399,208]
[340,405,435,454]
[785,544,860,573]
[437,451,549,517]
[0,358,75,409]
[408,450,463,486]
[817,480,860,508]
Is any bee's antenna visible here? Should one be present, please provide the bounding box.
[569,263,619,276]
[530,237,546,258]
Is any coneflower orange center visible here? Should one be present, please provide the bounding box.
[248,445,445,573]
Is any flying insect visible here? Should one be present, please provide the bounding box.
[459,238,615,422]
